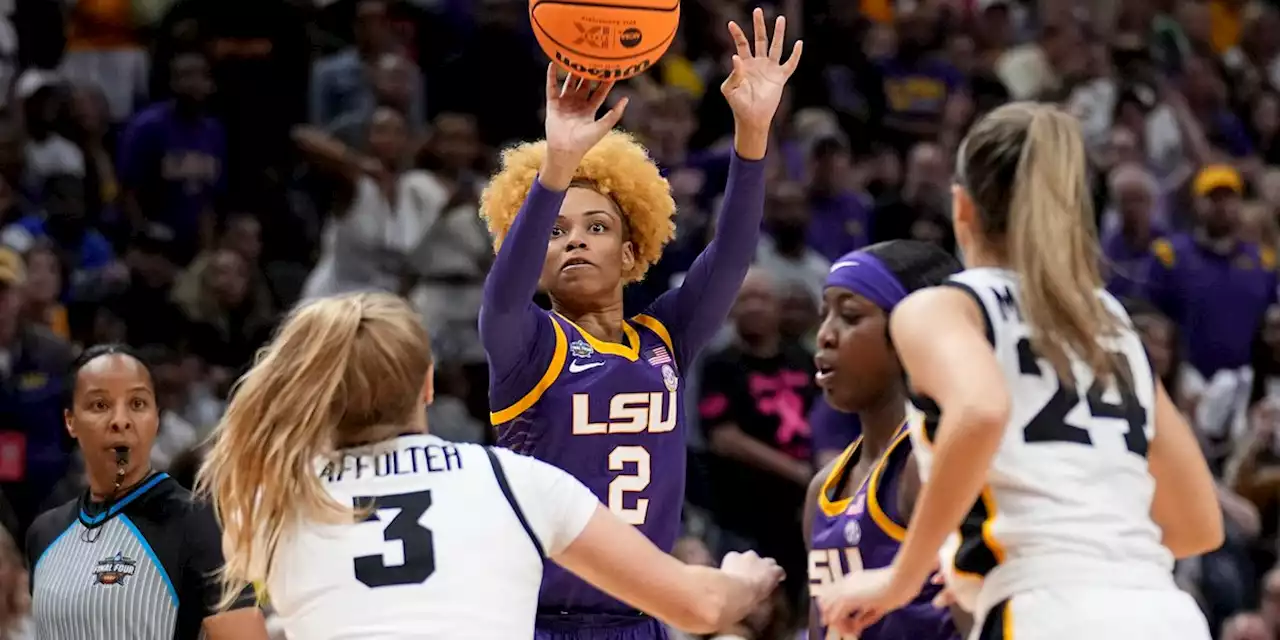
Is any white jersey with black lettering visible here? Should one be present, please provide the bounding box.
[266,434,601,640]
[908,268,1207,640]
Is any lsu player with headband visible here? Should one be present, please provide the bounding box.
[477,8,801,640]
[806,241,966,640]
[815,103,1223,639]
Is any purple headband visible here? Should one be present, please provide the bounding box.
[824,251,909,311]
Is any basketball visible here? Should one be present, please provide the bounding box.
[530,0,680,81]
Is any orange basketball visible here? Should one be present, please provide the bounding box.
[530,0,680,81]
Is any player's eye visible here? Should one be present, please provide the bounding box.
[130,398,148,411]
[589,222,606,233]
[90,399,109,412]
[550,226,564,238]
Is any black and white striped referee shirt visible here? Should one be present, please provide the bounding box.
[24,472,252,640]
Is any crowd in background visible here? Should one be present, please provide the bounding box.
[1,0,1280,637]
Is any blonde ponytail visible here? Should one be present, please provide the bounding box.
[1007,108,1120,384]
[196,292,434,610]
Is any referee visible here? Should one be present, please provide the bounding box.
[23,345,267,640]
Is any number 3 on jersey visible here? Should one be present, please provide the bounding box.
[352,491,436,588]
[609,446,650,525]
[1015,338,1149,456]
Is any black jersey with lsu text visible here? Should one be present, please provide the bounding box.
[24,472,251,640]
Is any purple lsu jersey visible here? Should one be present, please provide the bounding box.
[495,312,686,614]
[809,424,958,640]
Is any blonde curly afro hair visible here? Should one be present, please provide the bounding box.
[480,130,676,283]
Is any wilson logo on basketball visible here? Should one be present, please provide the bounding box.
[554,51,651,80]
[573,22,612,49]
[619,27,643,48]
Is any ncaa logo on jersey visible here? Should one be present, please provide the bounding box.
[844,520,862,545]
[570,340,594,359]
[661,365,678,392]
[92,552,137,586]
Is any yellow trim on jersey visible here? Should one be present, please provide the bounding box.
[1005,599,1015,640]
[489,317,569,425]
[951,486,1007,580]
[865,428,913,543]
[556,312,642,361]
[631,314,675,355]
[818,438,862,517]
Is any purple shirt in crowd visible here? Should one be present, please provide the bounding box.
[1100,226,1165,301]
[117,101,226,248]
[1145,233,1278,376]
[807,191,874,263]
[480,155,765,617]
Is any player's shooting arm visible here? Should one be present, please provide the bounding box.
[553,506,780,634]
[883,287,1011,591]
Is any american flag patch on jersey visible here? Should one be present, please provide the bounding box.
[646,346,672,366]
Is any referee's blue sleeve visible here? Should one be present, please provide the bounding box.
[184,499,257,613]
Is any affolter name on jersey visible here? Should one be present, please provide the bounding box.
[320,443,463,483]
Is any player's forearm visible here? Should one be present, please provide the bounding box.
[891,408,1005,590]
[660,154,765,354]
[672,565,763,634]
[480,179,563,320]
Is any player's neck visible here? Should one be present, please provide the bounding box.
[858,394,907,460]
[556,303,626,343]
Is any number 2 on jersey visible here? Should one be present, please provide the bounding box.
[608,446,650,525]
[352,491,437,588]
[1015,338,1148,456]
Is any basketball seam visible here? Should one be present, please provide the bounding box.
[531,9,678,62]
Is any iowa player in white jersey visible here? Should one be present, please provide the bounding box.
[195,292,784,640]
[815,103,1223,640]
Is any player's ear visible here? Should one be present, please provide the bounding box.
[621,240,635,273]
[64,408,77,438]
[421,365,435,407]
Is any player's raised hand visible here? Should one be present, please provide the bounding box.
[719,550,784,602]
[721,8,802,134]
[542,64,629,188]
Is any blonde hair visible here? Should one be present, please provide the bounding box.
[959,102,1120,384]
[195,292,433,608]
[479,130,676,283]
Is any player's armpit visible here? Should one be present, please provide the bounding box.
[885,287,1010,588]
[1149,381,1224,559]
[551,505,773,634]
[201,606,269,640]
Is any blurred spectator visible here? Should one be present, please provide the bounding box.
[58,0,150,122]
[0,247,73,539]
[870,140,956,252]
[1223,610,1274,640]
[17,74,83,195]
[310,0,425,129]
[804,136,872,262]
[118,51,225,265]
[327,52,422,149]
[171,246,274,375]
[294,108,446,301]
[756,181,830,303]
[1148,164,1276,377]
[880,2,967,151]
[1103,163,1166,299]
[698,269,814,608]
[18,241,68,341]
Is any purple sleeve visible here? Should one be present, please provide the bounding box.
[479,180,565,408]
[645,154,765,365]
